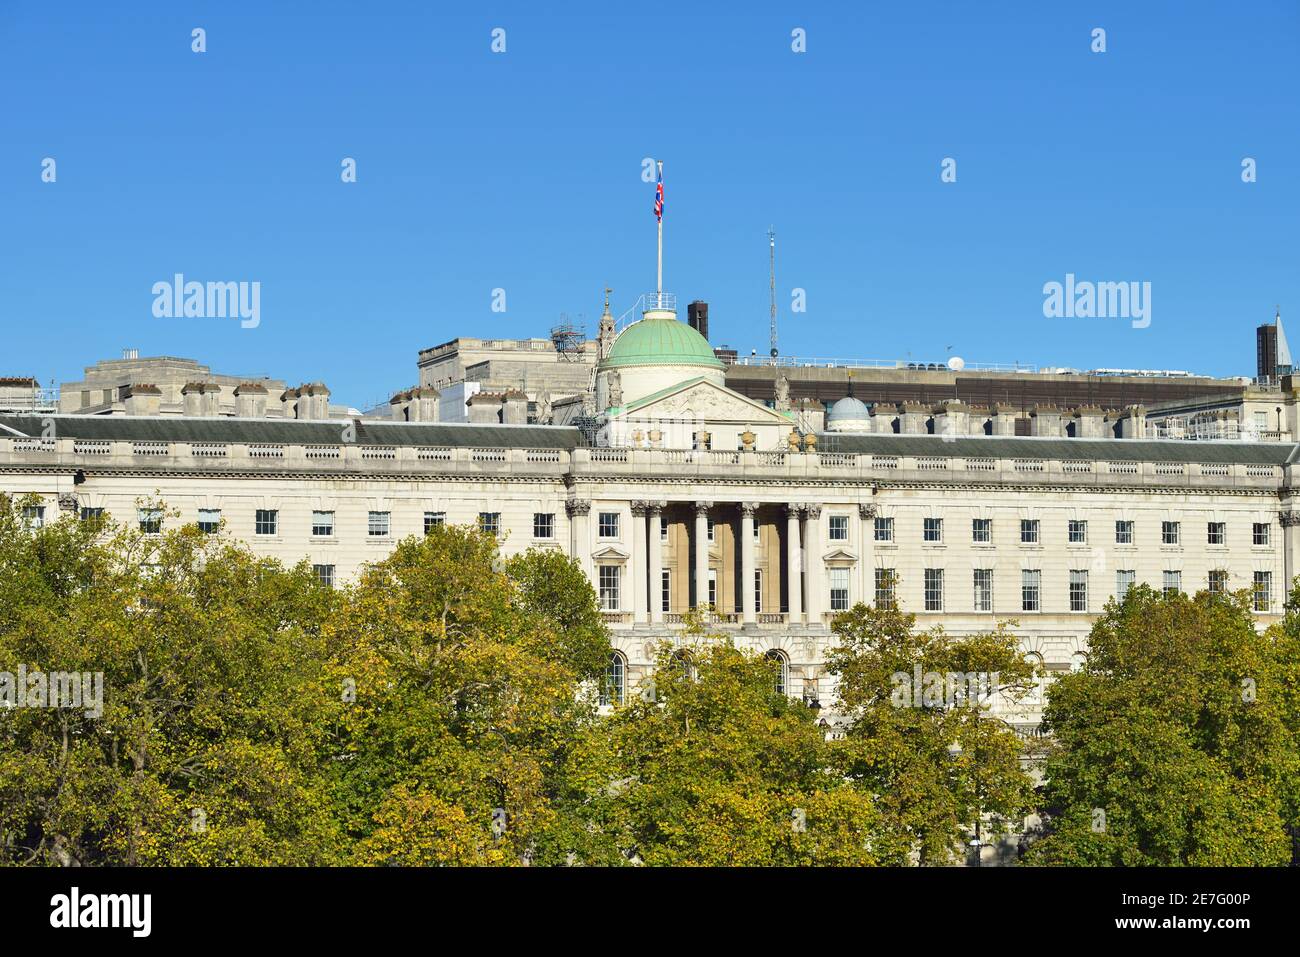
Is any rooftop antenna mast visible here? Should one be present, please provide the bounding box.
[768,227,778,359]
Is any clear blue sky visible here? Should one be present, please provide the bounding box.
[2,1,1297,407]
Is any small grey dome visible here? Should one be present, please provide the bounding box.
[826,395,871,432]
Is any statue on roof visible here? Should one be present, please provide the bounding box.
[774,372,791,413]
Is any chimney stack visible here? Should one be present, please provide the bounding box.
[123,383,161,416]
[234,382,268,418]
[687,300,709,341]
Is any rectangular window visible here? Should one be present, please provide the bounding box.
[138,507,163,535]
[660,516,669,541]
[1163,570,1182,597]
[1068,520,1087,544]
[1069,569,1088,612]
[707,569,717,607]
[1254,571,1272,612]
[1208,569,1228,594]
[424,511,446,534]
[753,518,761,541]
[923,568,944,611]
[311,510,334,537]
[21,505,45,530]
[79,506,104,522]
[1161,521,1180,546]
[313,564,335,588]
[1207,522,1226,545]
[533,512,555,539]
[973,568,993,612]
[368,511,390,537]
[198,508,222,534]
[478,512,501,537]
[1020,519,1039,544]
[830,567,850,611]
[661,569,671,612]
[972,518,992,544]
[598,565,620,610]
[255,509,278,536]
[1116,569,1136,601]
[706,517,715,543]
[828,515,849,541]
[754,569,763,613]
[874,517,894,542]
[874,568,896,608]
[923,518,943,543]
[1115,520,1134,545]
[598,512,619,539]
[1021,569,1041,611]
[1253,522,1271,546]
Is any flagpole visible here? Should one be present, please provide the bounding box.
[656,161,663,296]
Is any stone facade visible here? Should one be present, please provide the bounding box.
[2,413,1294,734]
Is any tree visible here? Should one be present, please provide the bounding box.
[595,614,884,866]
[0,495,344,865]
[825,596,1039,865]
[326,524,616,865]
[1023,584,1297,866]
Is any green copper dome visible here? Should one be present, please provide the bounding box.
[601,316,726,370]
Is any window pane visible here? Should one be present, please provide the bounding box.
[311,510,334,536]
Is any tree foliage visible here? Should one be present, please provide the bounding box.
[1024,584,1299,866]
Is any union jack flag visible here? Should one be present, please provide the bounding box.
[654,165,664,222]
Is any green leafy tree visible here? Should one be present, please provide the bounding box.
[0,495,344,865]
[826,595,1039,865]
[1024,584,1298,866]
[594,614,884,865]
[326,524,616,865]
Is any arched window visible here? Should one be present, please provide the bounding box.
[1025,652,1045,704]
[601,652,626,706]
[766,650,790,697]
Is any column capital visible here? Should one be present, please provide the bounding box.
[1280,511,1300,528]
[785,503,805,518]
[631,500,651,517]
[694,500,713,514]
[740,502,760,518]
[565,498,591,517]
[804,503,822,520]
[648,499,667,515]
[858,503,878,520]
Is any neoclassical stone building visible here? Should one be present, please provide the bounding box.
[3,299,1297,730]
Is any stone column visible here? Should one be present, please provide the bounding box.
[694,501,712,609]
[859,502,877,609]
[741,502,758,625]
[1281,509,1300,606]
[804,504,823,625]
[631,501,649,623]
[786,504,803,623]
[649,501,665,624]
[566,499,591,582]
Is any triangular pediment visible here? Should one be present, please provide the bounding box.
[619,377,790,425]
[591,544,631,562]
[822,546,859,564]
